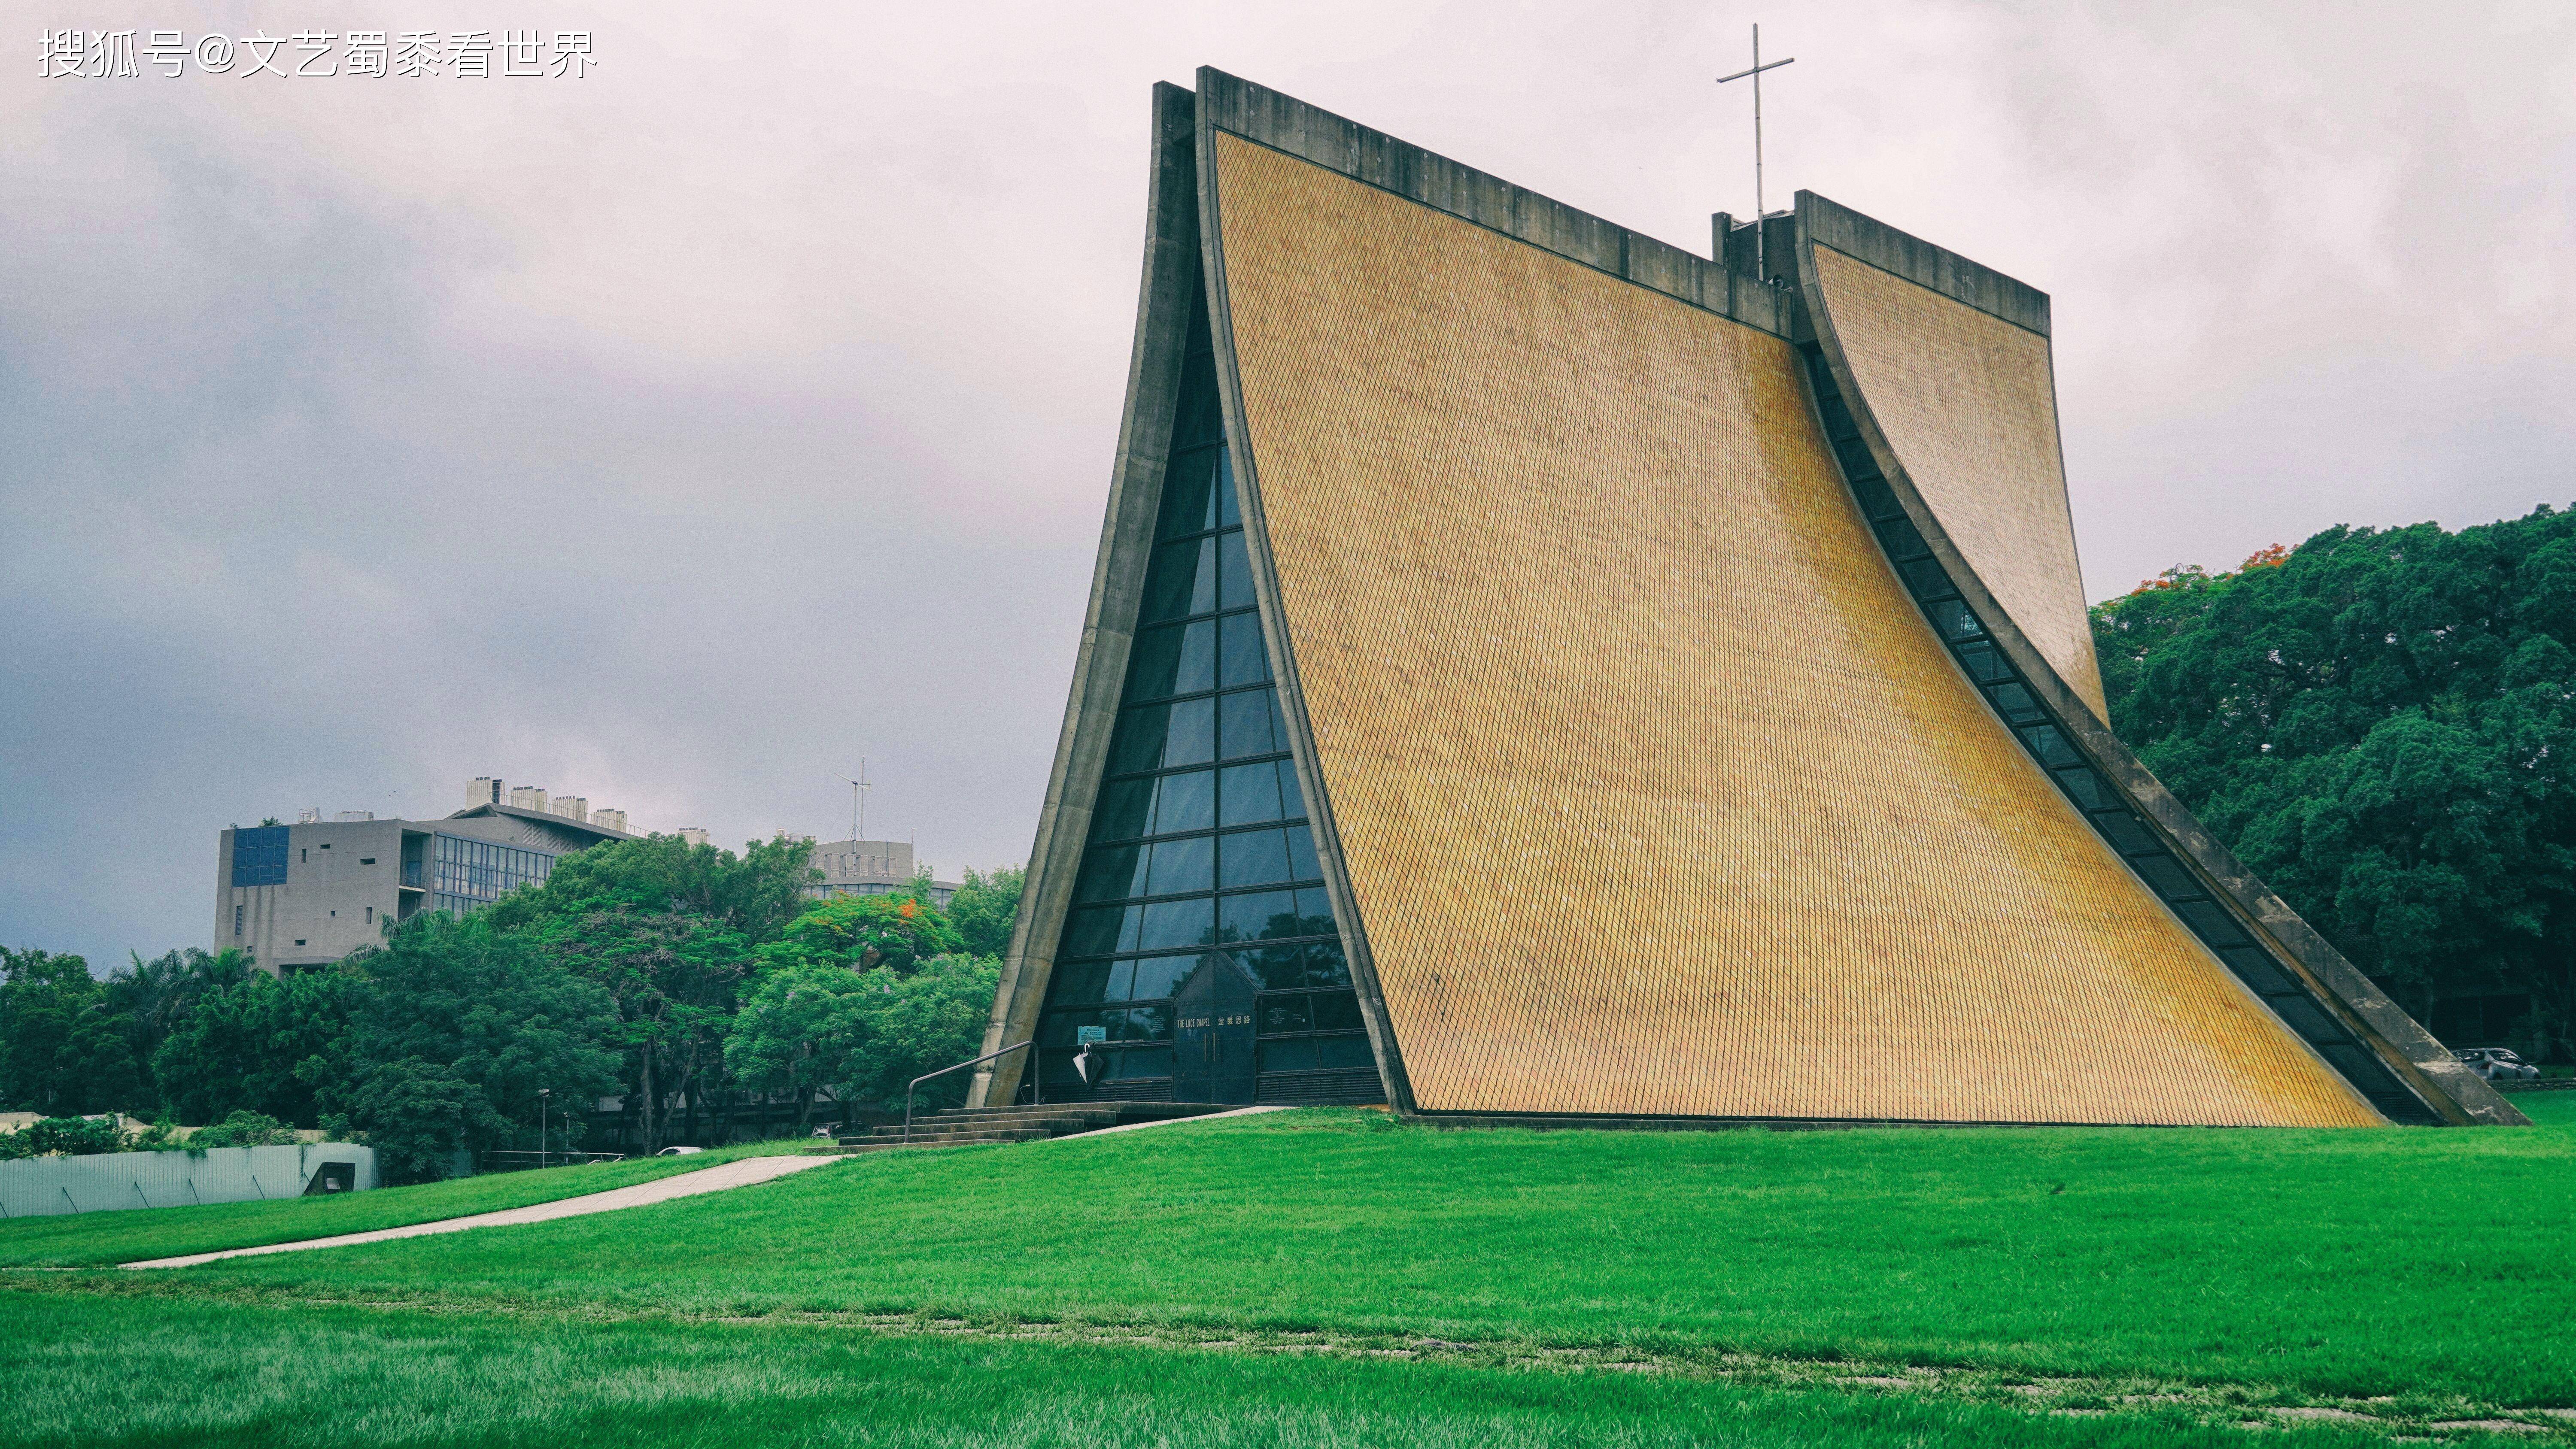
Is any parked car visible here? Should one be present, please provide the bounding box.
[654,1145,706,1156]
[2454,1047,2541,1082]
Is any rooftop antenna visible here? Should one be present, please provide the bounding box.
[837,762,871,843]
[1716,23,1795,285]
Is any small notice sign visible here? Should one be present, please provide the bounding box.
[1076,1026,1108,1044]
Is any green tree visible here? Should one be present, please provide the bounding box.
[842,953,1002,1111]
[0,947,96,1114]
[341,914,620,1182]
[151,969,358,1128]
[2093,508,2576,1057]
[187,1109,301,1148]
[759,892,964,977]
[523,906,751,1152]
[723,960,881,1132]
[948,865,1024,959]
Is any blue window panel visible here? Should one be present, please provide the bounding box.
[1108,699,1216,775]
[1126,621,1217,701]
[231,827,289,887]
[1218,529,1256,610]
[1136,897,1214,952]
[1142,537,1219,622]
[1151,770,1215,834]
[1075,845,1147,903]
[1063,905,1136,958]
[1221,760,1306,827]
[1218,612,1270,687]
[1127,953,1197,1000]
[1219,828,1291,890]
[1144,836,1214,897]
[1219,688,1287,761]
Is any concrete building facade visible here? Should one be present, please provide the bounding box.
[804,838,959,908]
[215,779,639,973]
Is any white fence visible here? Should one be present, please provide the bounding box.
[0,1143,379,1218]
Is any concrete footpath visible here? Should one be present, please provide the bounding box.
[122,1152,839,1270]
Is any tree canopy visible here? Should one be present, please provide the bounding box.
[2093,505,2576,1058]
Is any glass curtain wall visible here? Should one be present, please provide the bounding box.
[431,834,555,918]
[1031,283,1376,1101]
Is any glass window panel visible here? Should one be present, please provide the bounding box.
[1039,1009,1097,1049]
[1091,778,1154,842]
[2051,767,2116,811]
[2020,724,2084,770]
[1218,611,1269,688]
[1099,959,1136,1003]
[1127,621,1216,700]
[1108,706,1169,776]
[1220,687,1286,761]
[1876,515,1932,561]
[1305,940,1351,986]
[1221,889,1296,942]
[1218,529,1256,610]
[1125,1004,1172,1041]
[1161,698,1215,767]
[1248,943,1307,989]
[1220,761,1286,826]
[1219,828,1291,889]
[1261,997,1312,1034]
[1151,769,1215,834]
[1063,906,1135,958]
[1145,836,1213,896]
[1956,644,2011,684]
[2090,810,2161,856]
[1051,961,1115,1006]
[1294,887,1335,936]
[1159,444,1218,536]
[1137,897,1214,951]
[1261,1039,1320,1073]
[1987,682,2044,721]
[1278,763,1306,821]
[2130,854,2203,899]
[1317,1035,1374,1070]
[2219,945,2297,996]
[1311,993,1365,1032]
[2174,899,2251,947]
[1141,538,1218,622]
[1074,844,1146,903]
[1844,476,1906,522]
[1285,824,1321,882]
[1898,558,1955,597]
[2266,994,2340,1043]
[1215,450,1240,528]
[1129,953,1197,1000]
[1113,1046,1175,1080]
[1927,598,1984,642]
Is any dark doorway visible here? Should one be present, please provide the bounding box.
[1173,954,1258,1103]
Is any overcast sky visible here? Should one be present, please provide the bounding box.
[5,1,2571,970]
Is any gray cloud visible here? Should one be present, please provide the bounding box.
[5,1,2570,967]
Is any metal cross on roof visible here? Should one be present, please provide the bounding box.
[1716,23,1795,285]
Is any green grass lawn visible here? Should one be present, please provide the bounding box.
[0,1288,2453,1449]
[10,1101,2570,1446]
[0,1141,805,1268]
[38,1097,2575,1408]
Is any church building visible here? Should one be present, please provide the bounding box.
[970,69,2521,1129]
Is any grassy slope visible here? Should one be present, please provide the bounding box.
[0,1142,804,1268]
[0,1289,2416,1449]
[85,1097,2576,1403]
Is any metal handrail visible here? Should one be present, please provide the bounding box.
[904,1040,1034,1144]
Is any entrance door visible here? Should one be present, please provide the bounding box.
[1172,953,1257,1103]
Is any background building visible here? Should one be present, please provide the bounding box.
[805,838,958,908]
[215,778,638,973]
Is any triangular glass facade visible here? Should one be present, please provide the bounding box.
[1027,283,1376,1104]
